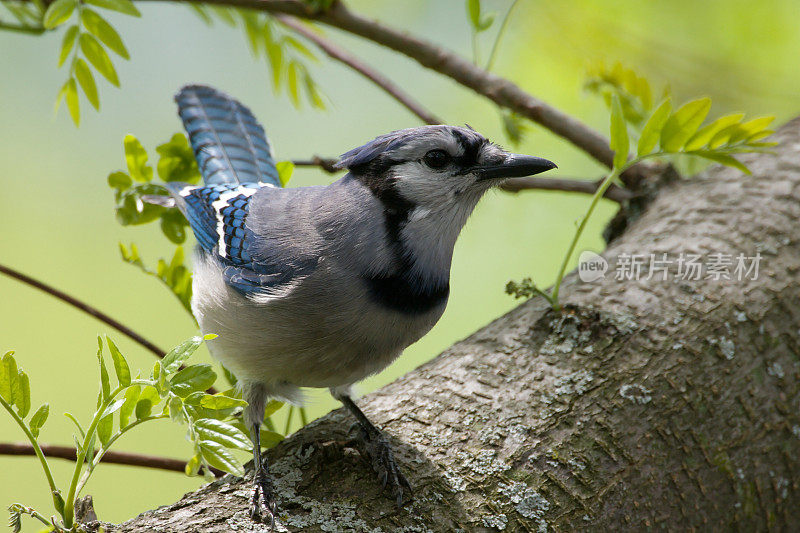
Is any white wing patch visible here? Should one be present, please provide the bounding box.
[211,185,260,259]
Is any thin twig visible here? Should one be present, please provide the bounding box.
[0,263,166,358]
[140,0,618,169]
[485,0,520,72]
[500,176,633,203]
[0,442,224,477]
[275,15,441,125]
[0,263,220,394]
[291,156,339,172]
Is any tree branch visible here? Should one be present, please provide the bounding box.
[0,442,223,477]
[0,263,166,358]
[500,176,634,203]
[136,0,616,169]
[0,262,219,395]
[275,15,441,125]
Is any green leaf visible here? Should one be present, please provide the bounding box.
[29,404,50,438]
[65,77,80,126]
[276,161,294,187]
[59,25,79,67]
[303,73,325,110]
[79,33,119,86]
[84,0,141,17]
[134,385,159,420]
[170,364,216,397]
[211,6,236,26]
[43,0,76,29]
[135,398,153,420]
[684,113,745,151]
[467,0,480,29]
[97,413,113,446]
[168,394,184,422]
[199,393,248,410]
[691,151,751,175]
[195,418,251,451]
[609,94,629,169]
[119,384,140,428]
[185,453,202,476]
[259,428,284,448]
[739,116,774,137]
[265,40,283,90]
[123,134,153,182]
[153,360,168,396]
[287,61,300,107]
[107,171,132,191]
[0,352,18,404]
[64,412,86,438]
[105,337,131,387]
[637,98,672,156]
[162,336,204,373]
[81,8,129,59]
[660,97,712,152]
[97,346,110,401]
[74,58,100,110]
[263,399,284,419]
[156,133,200,182]
[200,440,244,477]
[16,371,30,418]
[160,209,187,244]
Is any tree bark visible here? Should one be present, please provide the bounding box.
[109,119,800,531]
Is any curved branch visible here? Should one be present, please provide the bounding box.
[0,263,166,358]
[0,263,220,394]
[0,442,223,477]
[160,0,616,169]
[500,175,633,203]
[275,15,441,125]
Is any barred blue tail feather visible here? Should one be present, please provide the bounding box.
[175,85,281,187]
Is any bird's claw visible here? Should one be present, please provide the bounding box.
[250,466,277,529]
[359,427,413,507]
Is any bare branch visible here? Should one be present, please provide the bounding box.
[0,263,167,358]
[291,156,339,173]
[0,442,223,477]
[275,15,441,125]
[500,176,634,203]
[0,262,219,394]
[150,0,617,169]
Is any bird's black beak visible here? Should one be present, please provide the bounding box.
[477,154,557,180]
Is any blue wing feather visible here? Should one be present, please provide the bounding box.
[164,85,306,296]
[176,85,281,187]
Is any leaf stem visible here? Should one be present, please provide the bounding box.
[75,414,169,495]
[62,383,125,528]
[550,162,633,311]
[0,396,61,517]
[485,0,519,71]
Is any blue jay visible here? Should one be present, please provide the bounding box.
[150,85,555,525]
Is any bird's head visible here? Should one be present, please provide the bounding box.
[336,125,556,211]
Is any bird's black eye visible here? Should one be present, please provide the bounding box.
[423,149,450,169]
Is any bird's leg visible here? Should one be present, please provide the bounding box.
[249,422,277,528]
[339,394,412,506]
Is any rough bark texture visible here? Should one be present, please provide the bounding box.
[110,119,800,532]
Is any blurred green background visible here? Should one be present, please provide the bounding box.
[1,0,798,528]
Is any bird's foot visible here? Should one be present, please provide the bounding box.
[357,426,412,507]
[250,465,277,528]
